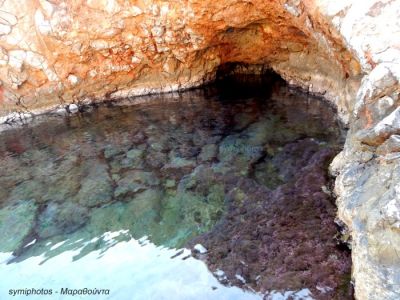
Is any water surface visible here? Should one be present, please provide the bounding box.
[0,76,351,299]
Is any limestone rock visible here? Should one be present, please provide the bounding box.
[377,135,400,156]
[0,0,361,122]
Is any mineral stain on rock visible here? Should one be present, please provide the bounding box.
[0,74,351,299]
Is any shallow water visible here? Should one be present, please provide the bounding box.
[0,76,351,299]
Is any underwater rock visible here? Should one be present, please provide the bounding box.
[114,170,160,198]
[198,144,218,162]
[145,150,168,169]
[123,148,145,168]
[159,190,224,248]
[126,149,144,160]
[0,200,37,252]
[88,189,163,241]
[164,179,176,189]
[74,162,113,207]
[8,180,45,203]
[163,151,197,172]
[218,134,264,175]
[37,202,89,239]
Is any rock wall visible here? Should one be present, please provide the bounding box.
[328,1,400,299]
[0,0,399,299]
[0,0,361,122]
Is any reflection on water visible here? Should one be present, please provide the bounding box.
[0,75,350,299]
[0,231,263,300]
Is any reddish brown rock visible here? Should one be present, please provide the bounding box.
[0,0,360,122]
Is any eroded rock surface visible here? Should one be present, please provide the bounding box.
[0,0,361,122]
[325,2,400,300]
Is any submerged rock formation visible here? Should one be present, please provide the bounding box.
[0,0,399,299]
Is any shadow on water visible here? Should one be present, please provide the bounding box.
[0,73,352,299]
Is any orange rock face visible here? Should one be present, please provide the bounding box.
[0,0,360,120]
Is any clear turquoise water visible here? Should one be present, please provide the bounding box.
[0,76,346,299]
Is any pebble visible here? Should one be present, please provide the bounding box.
[194,243,208,254]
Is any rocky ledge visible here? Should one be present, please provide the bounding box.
[0,0,399,299]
